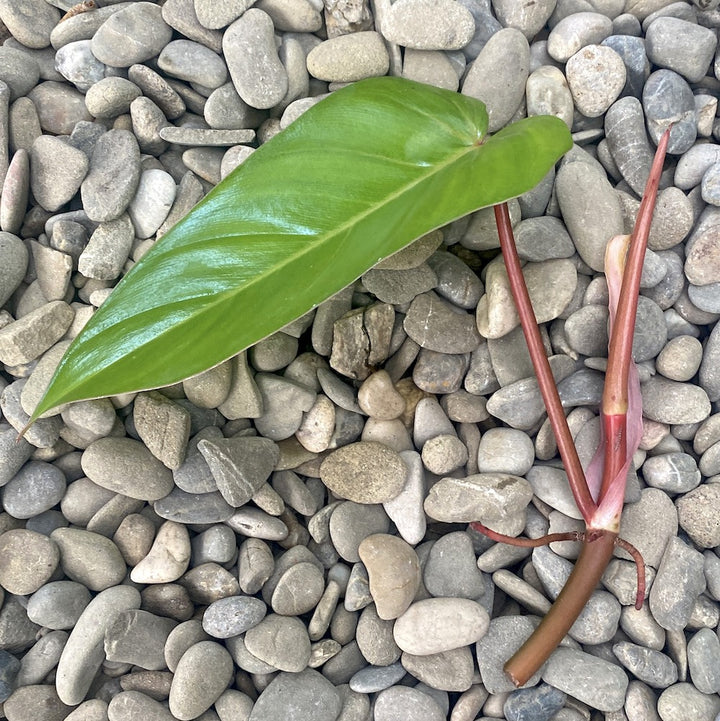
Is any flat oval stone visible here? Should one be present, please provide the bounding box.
[30,135,88,213]
[249,669,341,721]
[91,2,173,67]
[0,529,59,595]
[307,31,389,82]
[566,44,626,118]
[641,377,711,425]
[526,65,574,129]
[157,39,227,89]
[202,596,267,640]
[404,291,480,353]
[50,527,126,592]
[424,473,533,524]
[320,441,407,504]
[2,460,66,519]
[82,437,174,501]
[676,483,720,549]
[643,69,696,154]
[56,585,141,705]
[81,129,141,222]
[657,683,720,721]
[223,9,288,110]
[645,16,716,83]
[462,28,529,132]
[27,581,91,631]
[358,533,420,620]
[244,614,311,672]
[547,11,613,62]
[382,0,475,50]
[393,598,490,655]
[423,531,486,600]
[169,641,233,720]
[127,169,176,239]
[85,77,142,119]
[612,641,678,688]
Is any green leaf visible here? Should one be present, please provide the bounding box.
[32,77,572,419]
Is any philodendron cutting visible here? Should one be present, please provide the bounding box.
[25,76,667,687]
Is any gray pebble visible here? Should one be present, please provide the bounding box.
[567,44,625,118]
[248,669,341,721]
[55,39,106,93]
[513,216,575,263]
[402,646,474,692]
[157,40,228,89]
[1,150,30,236]
[56,585,141,705]
[106,690,175,721]
[104,609,176,671]
[701,163,720,207]
[330,501,390,563]
[271,561,325,615]
[687,627,720,694]
[356,604,401,665]
[423,473,533,524]
[382,0,475,50]
[349,661,405,693]
[649,536,705,631]
[602,34,650,98]
[321,441,407,504]
[676,483,720,548]
[645,16,716,83]
[128,63,185,120]
[547,11,613,62]
[91,2,173,68]
[402,48,461,91]
[413,348,468,394]
[0,528,59,596]
[254,373,316,440]
[161,0,223,53]
[2,460,65,519]
[130,96,169,156]
[169,640,233,719]
[657,682,720,721]
[202,596,267,638]
[643,69,696,154]
[81,129,141,222]
[374,685,445,721]
[362,264,437,306]
[423,531,486,599]
[307,32,390,82]
[127,169,176,239]
[642,452,701,494]
[15,630,66,688]
[154,488,234,524]
[700,322,720,402]
[84,77,142,119]
[641,376,711,424]
[223,10,288,110]
[542,647,628,713]
[404,291,480,353]
[245,614,311,672]
[426,251,483,309]
[477,427,534,476]
[504,683,567,721]
[613,641,678,688]
[462,28,529,132]
[30,135,88,213]
[0,232,28,307]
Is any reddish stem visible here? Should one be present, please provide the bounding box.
[494,204,596,522]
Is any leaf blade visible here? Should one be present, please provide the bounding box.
[33,77,571,417]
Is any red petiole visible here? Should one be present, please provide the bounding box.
[472,128,670,687]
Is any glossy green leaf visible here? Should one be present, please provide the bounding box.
[32,77,571,419]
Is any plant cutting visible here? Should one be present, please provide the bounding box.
[471,128,670,686]
[24,75,665,689]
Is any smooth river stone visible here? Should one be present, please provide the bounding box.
[393,598,490,655]
[381,0,475,50]
[641,377,711,424]
[320,441,407,503]
[130,521,191,584]
[0,529,59,595]
[358,534,421,620]
[81,437,174,501]
[423,473,533,524]
[56,585,141,705]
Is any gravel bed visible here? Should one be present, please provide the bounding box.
[1,0,720,720]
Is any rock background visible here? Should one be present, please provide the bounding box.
[2,1,720,720]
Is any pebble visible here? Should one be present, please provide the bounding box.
[81,129,141,222]
[329,501,390,562]
[3,685,73,721]
[307,32,390,82]
[382,0,475,50]
[249,669,341,721]
[349,661,405,692]
[424,473,533,524]
[374,686,445,721]
[383,450,426,545]
[542,648,628,713]
[656,682,720,721]
[643,69,696,154]
[426,251,483,308]
[656,335,703,382]
[320,441,407,504]
[645,16,716,83]
[55,39,106,93]
[91,2,173,68]
[131,521,191,584]
[254,373,316,440]
[0,0,60,49]
[223,10,288,110]
[56,585,141,706]
[649,536,705,631]
[401,646,474,692]
[503,683,566,721]
[127,169,176,239]
[0,529,59,595]
[687,627,720,694]
[2,459,66,518]
[641,376,711,425]
[30,135,88,213]
[602,34,649,98]
[547,12,613,62]
[612,641,678,688]
[642,452,700,494]
[26,581,91,631]
[477,427,534,476]
[676,483,720,548]
[105,609,176,671]
[423,531,485,599]
[358,533,420,619]
[169,641,233,720]
[462,28,530,132]
[403,291,480,353]
[393,598,489,655]
[157,40,228,89]
[245,614,311,672]
[567,44,625,118]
